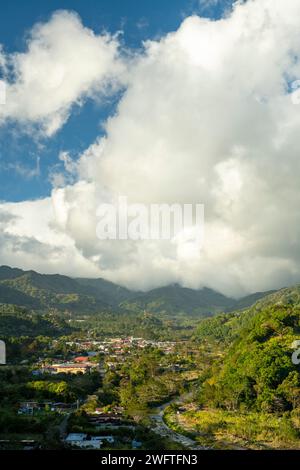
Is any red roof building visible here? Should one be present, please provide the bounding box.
[74,356,89,363]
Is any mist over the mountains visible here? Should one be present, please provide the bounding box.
[1,0,300,297]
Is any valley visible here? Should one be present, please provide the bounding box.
[0,266,299,450]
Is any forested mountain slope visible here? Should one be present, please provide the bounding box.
[196,285,300,412]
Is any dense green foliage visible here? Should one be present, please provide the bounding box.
[120,285,235,317]
[0,305,72,337]
[73,311,196,340]
[196,288,300,414]
[0,268,107,313]
[0,265,271,317]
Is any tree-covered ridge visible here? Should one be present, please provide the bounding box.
[198,292,300,413]
[0,304,73,338]
[0,265,274,317]
[0,267,109,313]
[120,285,236,317]
[195,284,300,343]
[0,284,41,310]
[255,285,300,309]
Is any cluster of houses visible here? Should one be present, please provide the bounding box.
[18,401,77,415]
[65,337,177,356]
[33,355,100,376]
[64,405,143,449]
[32,337,178,375]
[87,406,126,427]
[64,433,142,450]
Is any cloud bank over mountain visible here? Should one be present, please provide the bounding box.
[1,0,300,297]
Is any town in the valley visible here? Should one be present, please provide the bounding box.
[0,333,204,450]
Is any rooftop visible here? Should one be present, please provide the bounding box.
[65,433,87,442]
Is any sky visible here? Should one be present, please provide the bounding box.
[0,0,232,202]
[1,0,300,296]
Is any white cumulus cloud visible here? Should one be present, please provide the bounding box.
[0,10,124,136]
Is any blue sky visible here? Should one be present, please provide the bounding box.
[0,0,233,202]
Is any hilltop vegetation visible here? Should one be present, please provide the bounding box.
[0,265,273,318]
[120,285,234,317]
[0,268,109,313]
[195,286,300,413]
[0,305,72,338]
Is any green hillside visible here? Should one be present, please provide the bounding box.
[0,284,40,310]
[197,286,300,413]
[0,265,280,317]
[0,304,73,338]
[120,284,235,317]
[76,276,134,306]
[0,266,109,313]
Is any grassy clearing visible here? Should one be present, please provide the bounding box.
[164,406,300,449]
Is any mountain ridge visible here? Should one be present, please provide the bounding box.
[0,265,284,317]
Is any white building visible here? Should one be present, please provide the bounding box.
[65,433,114,449]
[65,433,87,446]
